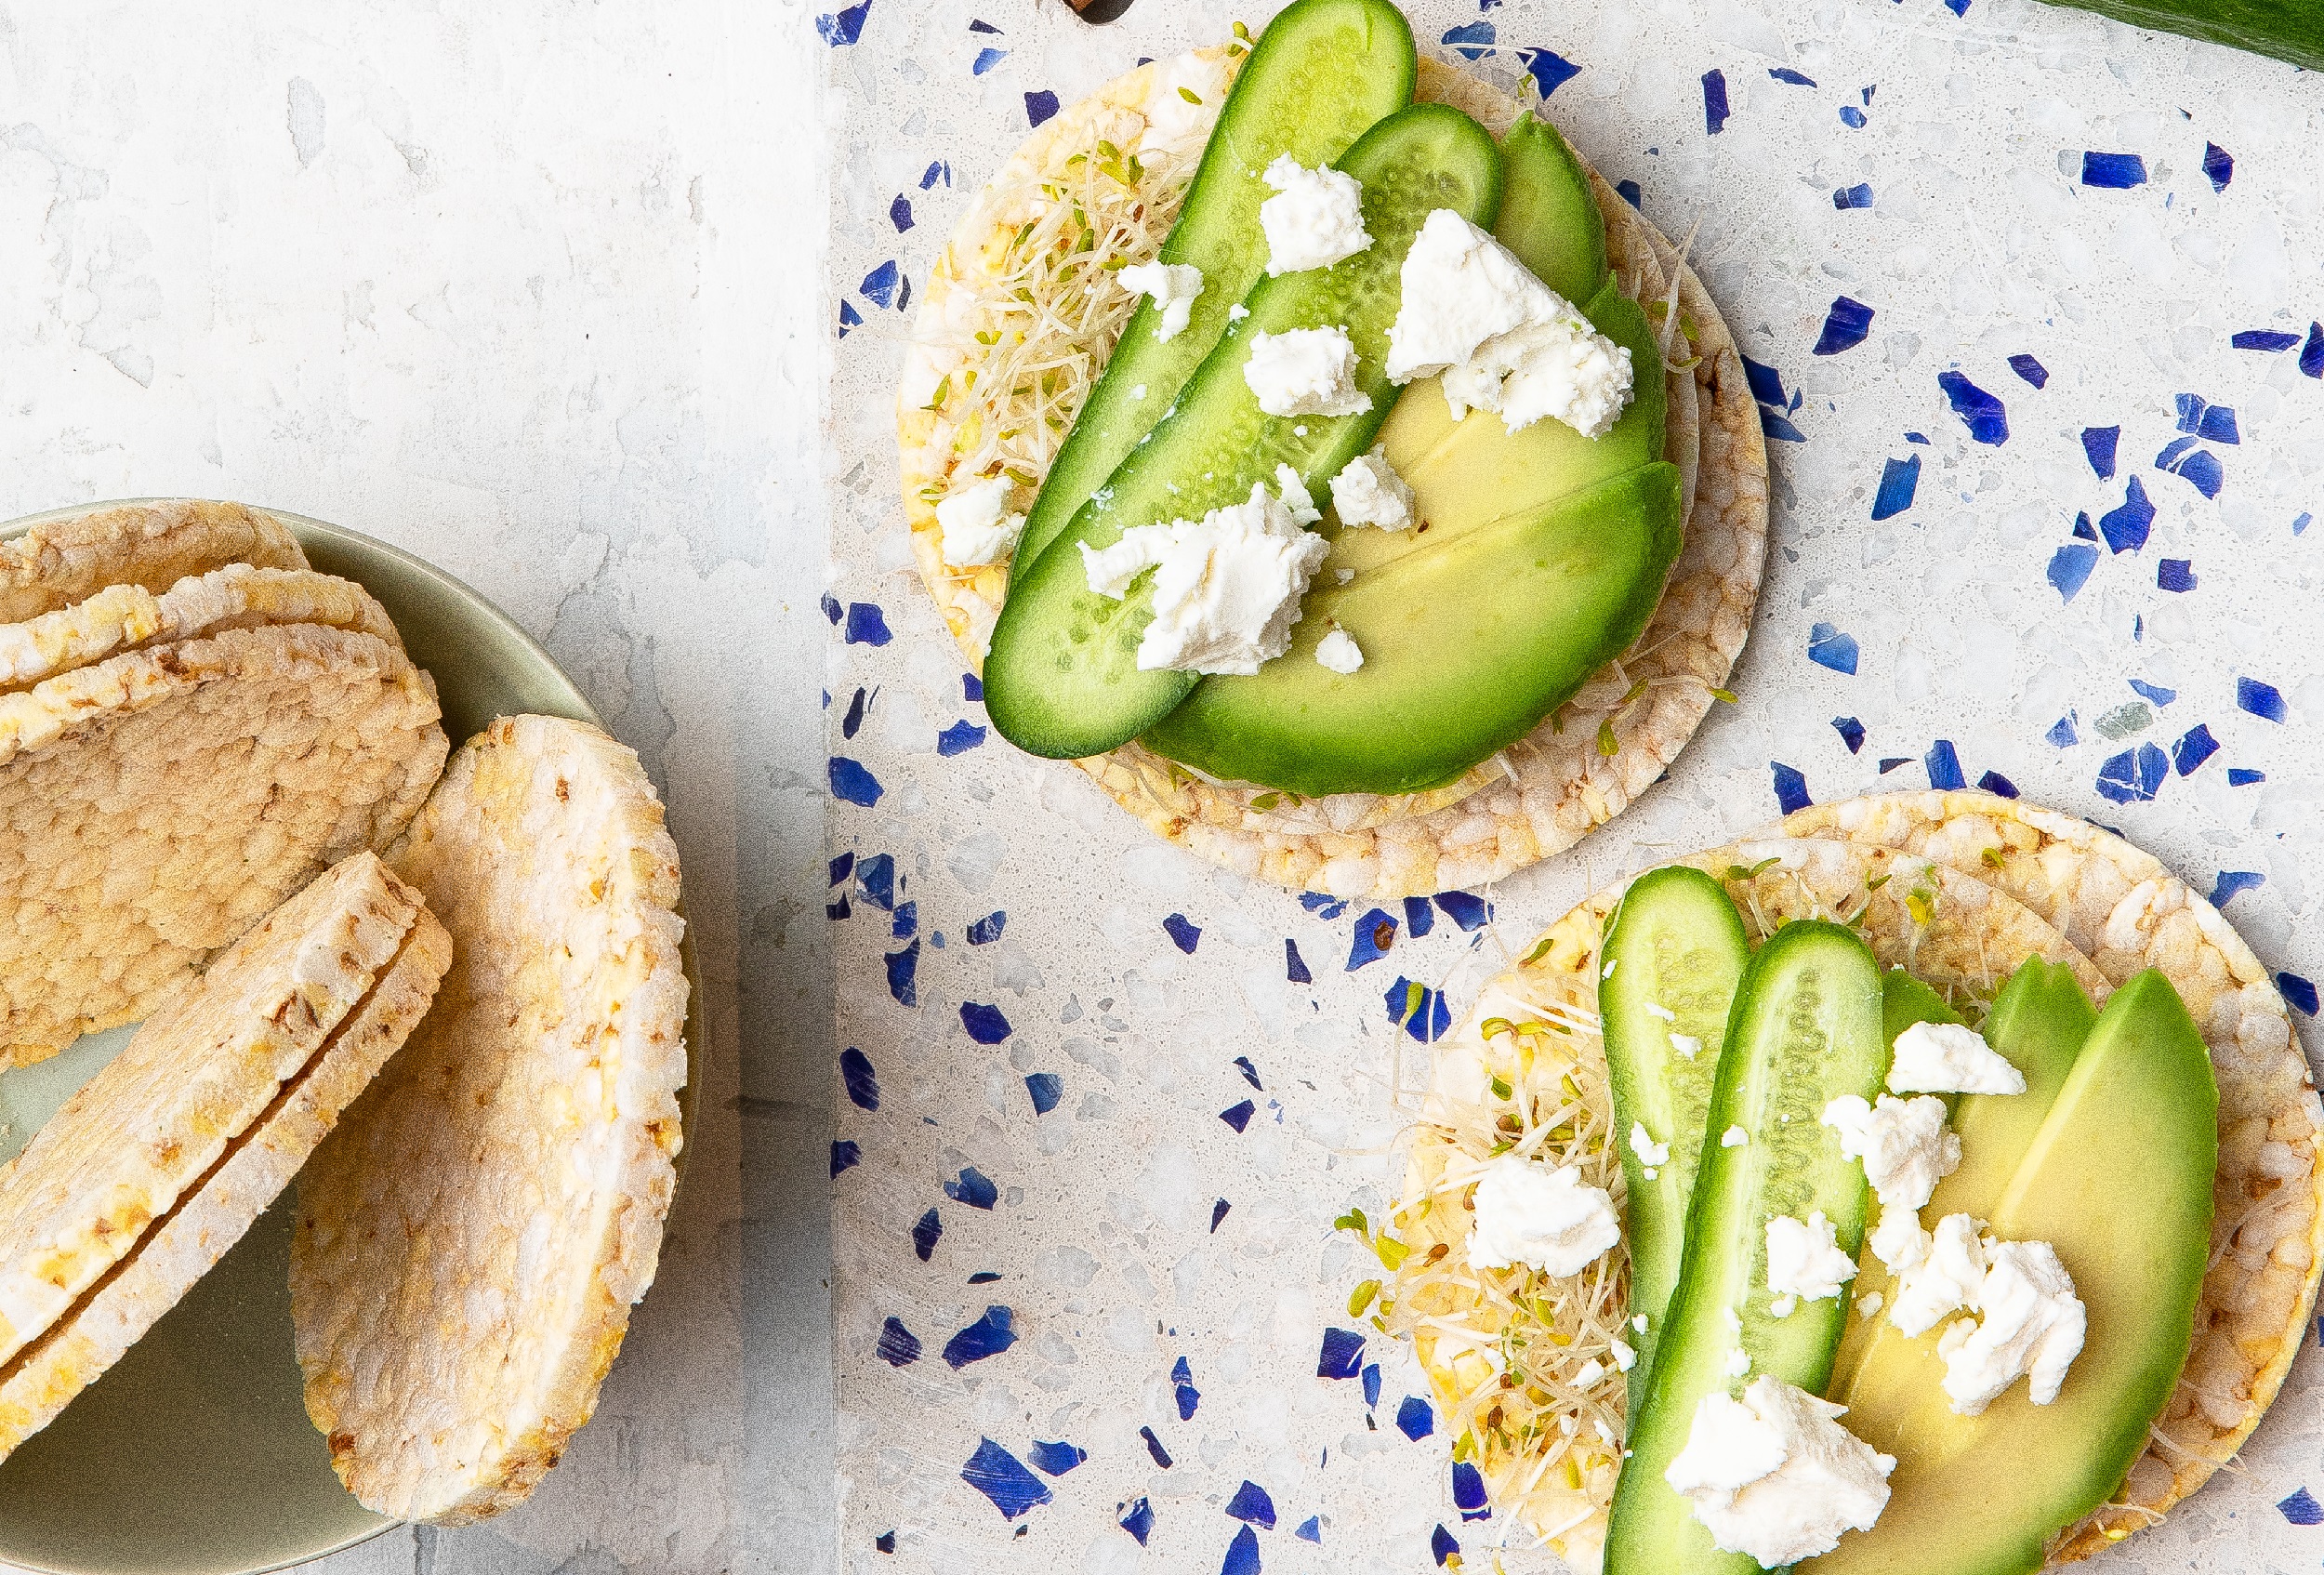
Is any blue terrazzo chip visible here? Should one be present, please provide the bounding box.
[2280,973,2318,1015]
[1383,978,1451,1041]
[967,911,1005,945]
[1926,740,1966,791]
[1454,1461,1491,1519]
[1519,48,1581,98]
[816,3,869,46]
[2234,329,2300,352]
[2048,542,2097,602]
[1616,178,1643,208]
[2081,426,2119,479]
[1434,891,1490,930]
[961,1437,1050,1520]
[1814,296,1875,353]
[1433,1525,1461,1566]
[971,46,1007,74]
[2172,724,2218,775]
[960,1001,1012,1042]
[1029,1440,1085,1476]
[831,1140,860,1178]
[1163,913,1202,953]
[841,1047,880,1111]
[2304,324,2324,378]
[1742,357,1786,406]
[1140,1426,1174,1467]
[945,1166,998,1210]
[1807,622,1859,674]
[1702,69,1730,134]
[1119,1496,1155,1544]
[1346,907,1400,970]
[2229,767,2265,787]
[860,262,901,310]
[877,1317,921,1367]
[1234,1055,1263,1090]
[1173,1356,1201,1419]
[2158,558,2196,592]
[1301,891,1349,920]
[890,193,913,232]
[1226,1480,1277,1529]
[1762,408,1807,442]
[828,758,883,807]
[1219,1099,1255,1132]
[912,1208,942,1261]
[1023,89,1059,127]
[885,939,918,1006]
[1220,1525,1261,1575]
[2129,679,2175,707]
[2080,151,2146,188]
[936,720,985,756]
[891,902,917,941]
[2047,715,2079,748]
[943,1305,1018,1369]
[2008,353,2048,388]
[1397,1396,1435,1440]
[1840,105,1867,128]
[1211,1198,1232,1231]
[2099,478,2154,553]
[1024,1072,1062,1115]
[1834,716,1866,753]
[1938,371,2008,444]
[2212,870,2265,907]
[2095,742,2169,804]
[1297,1516,1322,1543]
[1318,1328,1366,1379]
[1442,20,1496,59]
[2278,1488,2322,1525]
[1286,937,1313,984]
[2204,141,2234,191]
[856,854,895,910]
[2238,677,2288,722]
[1832,182,1874,211]
[1403,894,1435,938]
[1872,455,1921,520]
[1770,66,1816,85]
[840,688,867,739]
[1362,1361,1382,1407]
[1772,761,1811,814]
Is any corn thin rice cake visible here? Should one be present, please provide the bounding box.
[290,713,688,1526]
[0,852,447,1462]
[1386,835,2104,1573]
[1776,788,2323,1561]
[898,49,1763,901]
[0,622,448,1068]
[0,499,308,623]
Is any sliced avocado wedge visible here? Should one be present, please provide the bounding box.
[1491,111,1609,307]
[1013,0,1419,574]
[1336,284,1665,579]
[1605,920,1888,1575]
[1881,969,1962,1054]
[1140,463,1683,795]
[1806,969,2213,1575]
[1599,866,1751,1415]
[984,103,1502,761]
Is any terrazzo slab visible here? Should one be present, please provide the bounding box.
[824,1,2324,1571]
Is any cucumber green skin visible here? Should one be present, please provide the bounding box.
[1606,921,1888,1575]
[2045,0,2324,71]
[1599,866,1751,1419]
[984,104,1503,761]
[1011,0,1419,576]
[1491,112,1609,306]
[1140,463,1683,795]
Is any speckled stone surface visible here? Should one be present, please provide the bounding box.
[0,3,831,1572]
[824,2,2324,1572]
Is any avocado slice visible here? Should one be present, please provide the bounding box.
[1830,958,2097,1400]
[1806,969,2213,1575]
[1881,969,1962,1056]
[1140,463,1684,796]
[1492,111,1609,308]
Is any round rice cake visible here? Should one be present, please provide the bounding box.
[898,49,1764,900]
[1390,827,2250,1571]
[290,713,688,1526]
[1775,788,2323,1559]
[0,564,402,693]
[0,499,308,624]
[0,851,446,1462]
[0,623,449,1068]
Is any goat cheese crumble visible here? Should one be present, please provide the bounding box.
[1077,481,1327,675]
[1665,1378,1895,1569]
[1821,1093,1961,1211]
[1117,259,1205,342]
[1258,154,1371,276]
[1765,1211,1859,1304]
[1937,1239,2086,1414]
[1273,463,1321,526]
[1888,1021,2027,1097]
[1314,628,1363,674]
[1884,1211,1988,1337]
[935,474,1027,566]
[1383,208,1634,437]
[1242,326,1371,417]
[1630,1123,1671,1168]
[1467,1154,1621,1277]
[1328,446,1416,529]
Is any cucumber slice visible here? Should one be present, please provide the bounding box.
[1605,921,1888,1575]
[1600,866,1750,1415]
[985,103,1502,761]
[1012,0,1419,574]
[1490,112,1609,306]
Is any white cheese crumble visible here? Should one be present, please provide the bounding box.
[1725,1347,1753,1378]
[1670,1032,1704,1059]
[1723,1126,1750,1147]
[1665,1379,1895,1569]
[1314,628,1364,675]
[1821,1093,1961,1211]
[1228,303,1249,322]
[1867,1202,1932,1276]
[1077,481,1328,675]
[1273,462,1321,526]
[1573,1357,1606,1388]
[1644,1002,1676,1022]
[935,474,1027,567]
[1630,1122,1671,1168]
[1855,1290,1884,1319]
[1610,1337,1638,1371]
[1770,1295,1798,1318]
[1327,446,1417,530]
[1243,326,1371,417]
[1937,1239,2086,1414]
[1765,1211,1858,1303]
[1466,1153,1621,1277]
[1383,208,1635,437]
[1887,1212,1988,1337]
[1258,154,1372,276]
[1632,1313,1650,1334]
[1888,1020,2027,1097]
[1116,259,1205,342]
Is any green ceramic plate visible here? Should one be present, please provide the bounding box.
[0,502,705,1575]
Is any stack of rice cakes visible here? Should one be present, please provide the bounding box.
[0,500,691,1529]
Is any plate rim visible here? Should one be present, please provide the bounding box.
[0,498,707,1575]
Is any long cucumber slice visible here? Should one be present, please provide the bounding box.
[1599,866,1750,1414]
[985,103,1502,760]
[1605,921,1888,1575]
[1012,0,1418,573]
